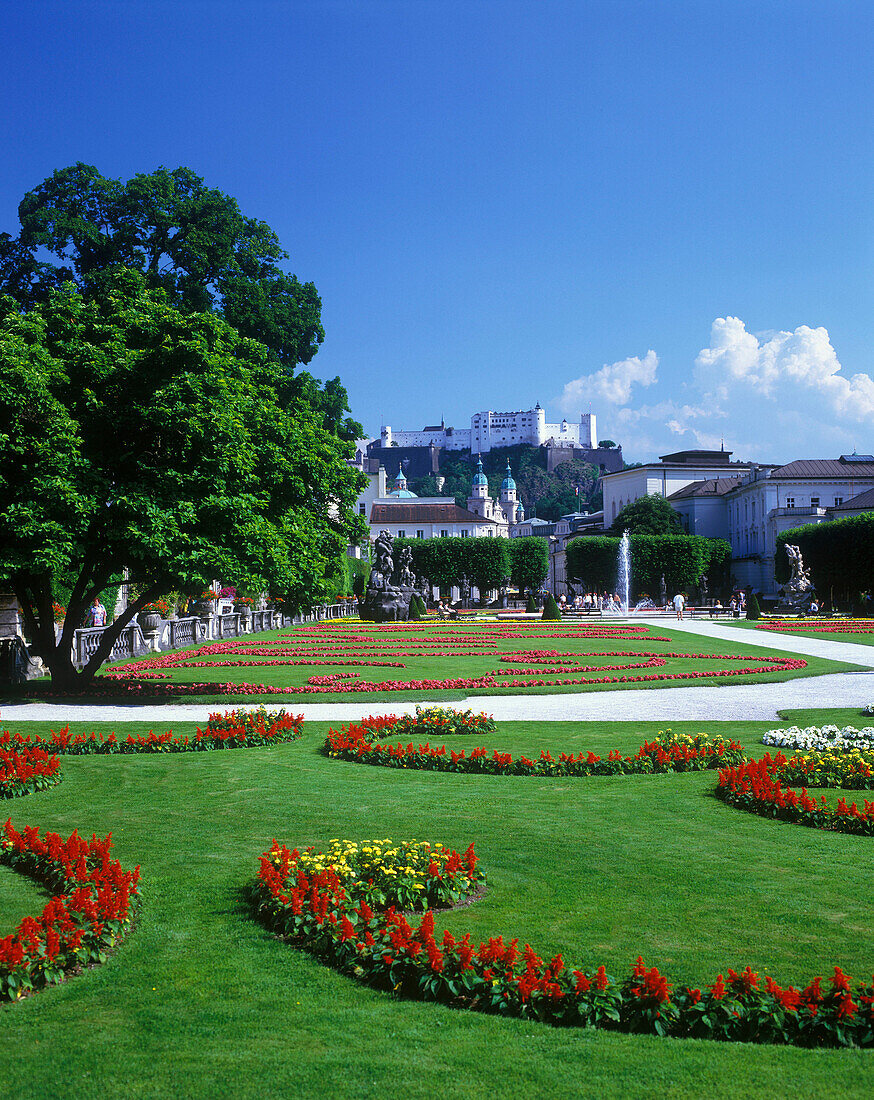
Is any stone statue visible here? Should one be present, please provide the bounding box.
[371,531,394,590]
[359,530,414,622]
[776,543,814,612]
[398,545,416,588]
[700,574,708,598]
[659,574,667,607]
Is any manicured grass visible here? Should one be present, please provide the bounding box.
[12,622,857,706]
[0,714,872,1099]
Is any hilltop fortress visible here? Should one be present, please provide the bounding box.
[379,403,598,453]
[361,404,623,480]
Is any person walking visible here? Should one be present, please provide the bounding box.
[672,591,685,621]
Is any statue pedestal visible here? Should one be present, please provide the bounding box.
[359,585,414,623]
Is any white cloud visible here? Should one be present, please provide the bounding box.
[553,317,874,462]
[558,349,658,411]
[695,317,874,418]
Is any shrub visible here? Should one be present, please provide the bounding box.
[526,594,537,614]
[746,593,761,620]
[542,594,561,620]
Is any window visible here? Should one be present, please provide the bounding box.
[358,502,366,516]
[834,497,843,506]
[416,530,424,539]
[440,529,448,537]
[785,497,794,509]
[461,530,470,537]
[811,496,820,507]
[398,529,405,538]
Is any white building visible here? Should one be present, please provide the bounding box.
[725,456,874,595]
[351,462,527,547]
[380,404,598,454]
[601,449,754,528]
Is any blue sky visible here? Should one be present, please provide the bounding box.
[2,1,872,461]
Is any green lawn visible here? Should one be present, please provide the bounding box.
[9,621,859,707]
[1,714,872,1099]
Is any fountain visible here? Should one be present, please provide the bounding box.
[617,530,631,614]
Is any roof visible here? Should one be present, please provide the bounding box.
[833,487,874,510]
[770,459,874,479]
[659,449,733,464]
[668,477,743,500]
[370,502,503,525]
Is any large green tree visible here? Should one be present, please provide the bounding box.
[609,493,683,536]
[0,163,362,439]
[0,273,365,688]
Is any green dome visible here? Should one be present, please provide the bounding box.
[501,461,516,493]
[472,457,488,487]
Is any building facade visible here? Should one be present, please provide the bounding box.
[724,457,874,595]
[601,449,755,528]
[379,404,598,454]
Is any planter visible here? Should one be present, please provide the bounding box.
[194,601,216,618]
[138,610,163,633]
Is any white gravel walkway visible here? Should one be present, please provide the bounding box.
[2,618,871,725]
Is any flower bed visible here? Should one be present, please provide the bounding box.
[324,718,745,777]
[94,622,807,699]
[763,724,874,752]
[1,820,142,1000]
[716,756,874,837]
[0,743,62,799]
[756,619,874,635]
[2,708,303,755]
[251,837,874,1047]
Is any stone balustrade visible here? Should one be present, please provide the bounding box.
[68,604,354,670]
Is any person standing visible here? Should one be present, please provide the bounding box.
[672,591,685,621]
[89,596,107,627]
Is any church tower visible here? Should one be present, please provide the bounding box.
[467,456,489,517]
[500,460,519,523]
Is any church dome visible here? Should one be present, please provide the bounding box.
[472,457,488,487]
[388,469,417,498]
[501,461,516,493]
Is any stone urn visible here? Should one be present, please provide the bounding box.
[138,610,163,633]
[194,600,215,618]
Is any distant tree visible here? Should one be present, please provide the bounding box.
[508,538,549,597]
[598,439,617,449]
[464,539,511,605]
[610,494,683,536]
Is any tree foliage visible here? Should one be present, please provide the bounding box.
[609,493,683,536]
[0,163,362,439]
[0,273,365,687]
[507,537,549,596]
[567,535,730,596]
[393,536,511,600]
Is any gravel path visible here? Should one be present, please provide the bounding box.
[2,618,871,725]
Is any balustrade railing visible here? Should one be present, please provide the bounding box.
[73,623,145,667]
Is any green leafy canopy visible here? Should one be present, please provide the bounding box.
[0,271,365,686]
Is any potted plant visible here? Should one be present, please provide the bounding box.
[194,590,218,617]
[234,596,254,621]
[138,598,170,632]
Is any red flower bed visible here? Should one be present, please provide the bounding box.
[2,708,303,756]
[251,838,874,1047]
[90,623,806,699]
[1,819,142,1000]
[0,742,62,799]
[324,718,745,777]
[716,757,874,837]
[756,620,874,635]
